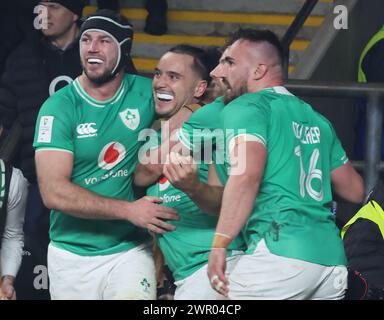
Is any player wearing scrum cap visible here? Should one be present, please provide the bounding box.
[33,9,179,300]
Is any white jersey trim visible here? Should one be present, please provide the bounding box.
[35,148,74,154]
[271,86,294,96]
[228,133,267,163]
[73,78,125,108]
[228,133,266,155]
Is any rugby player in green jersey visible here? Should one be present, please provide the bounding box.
[33,10,180,300]
[206,29,365,299]
[135,45,246,299]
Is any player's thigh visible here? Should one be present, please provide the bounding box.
[48,243,102,300]
[228,240,333,300]
[310,265,348,300]
[103,244,157,300]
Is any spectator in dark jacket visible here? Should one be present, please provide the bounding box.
[342,180,384,299]
[0,1,39,76]
[0,0,85,299]
[1,0,84,181]
[354,26,384,160]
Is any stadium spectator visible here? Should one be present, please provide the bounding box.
[0,1,38,76]
[0,0,85,299]
[342,180,384,299]
[355,25,384,159]
[0,115,28,300]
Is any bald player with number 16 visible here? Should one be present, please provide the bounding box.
[33,10,178,300]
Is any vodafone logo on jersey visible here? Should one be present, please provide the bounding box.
[158,176,170,191]
[98,142,126,170]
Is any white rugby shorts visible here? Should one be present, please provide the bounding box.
[228,239,347,300]
[48,242,156,300]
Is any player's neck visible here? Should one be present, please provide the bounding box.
[248,78,283,93]
[79,72,124,101]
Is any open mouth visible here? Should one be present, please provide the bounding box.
[156,92,174,102]
[87,58,103,65]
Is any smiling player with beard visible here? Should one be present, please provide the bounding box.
[32,9,179,300]
[207,29,364,300]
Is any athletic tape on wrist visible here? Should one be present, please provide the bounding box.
[212,232,232,248]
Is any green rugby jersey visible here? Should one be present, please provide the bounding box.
[177,97,224,152]
[220,86,348,266]
[146,131,245,281]
[33,74,155,256]
[177,97,227,184]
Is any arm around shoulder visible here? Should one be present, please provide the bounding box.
[35,149,179,233]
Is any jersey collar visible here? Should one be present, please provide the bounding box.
[260,86,294,96]
[73,77,126,108]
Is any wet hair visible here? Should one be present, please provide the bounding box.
[227,28,284,65]
[168,45,220,85]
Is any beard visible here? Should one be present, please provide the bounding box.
[81,60,119,85]
[83,67,116,85]
[223,79,248,104]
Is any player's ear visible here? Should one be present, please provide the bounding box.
[253,63,268,80]
[194,80,208,98]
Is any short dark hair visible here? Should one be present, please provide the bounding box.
[200,46,222,86]
[168,45,220,85]
[227,28,284,64]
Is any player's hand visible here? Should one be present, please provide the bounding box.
[128,196,179,234]
[0,276,16,300]
[163,152,199,195]
[207,248,229,297]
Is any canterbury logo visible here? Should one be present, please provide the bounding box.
[77,123,97,137]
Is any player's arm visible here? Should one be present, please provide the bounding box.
[328,123,364,203]
[35,149,178,234]
[215,140,266,241]
[163,153,223,215]
[134,107,193,187]
[183,164,224,215]
[331,162,364,203]
[208,140,266,296]
[134,161,163,187]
